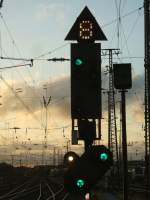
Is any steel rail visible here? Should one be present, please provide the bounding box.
[36,183,42,200]
[0,179,34,199]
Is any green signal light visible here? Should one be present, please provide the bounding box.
[76,179,85,188]
[75,58,83,66]
[100,153,108,161]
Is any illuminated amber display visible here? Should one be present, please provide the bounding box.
[79,20,93,40]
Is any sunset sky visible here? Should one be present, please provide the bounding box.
[0,0,145,163]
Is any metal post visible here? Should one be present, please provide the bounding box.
[105,48,119,161]
[121,90,128,200]
[144,0,150,196]
[108,49,113,150]
[84,140,92,152]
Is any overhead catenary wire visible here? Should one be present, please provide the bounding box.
[0,12,35,84]
[121,11,142,53]
[0,75,45,129]
[0,3,144,135]
[0,76,70,135]
[112,2,144,150]
[102,1,144,160]
[114,17,143,111]
[0,5,143,63]
[113,5,142,76]
[0,63,31,70]
[34,43,70,59]
[102,5,143,28]
[114,2,143,62]
[114,0,122,50]
[0,49,44,115]
[103,56,144,60]
[121,0,127,12]
[0,49,43,100]
[0,124,71,131]
[0,12,44,109]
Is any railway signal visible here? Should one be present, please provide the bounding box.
[65,6,107,42]
[64,6,110,196]
[64,151,80,167]
[78,119,96,147]
[113,63,132,200]
[71,42,101,118]
[64,145,113,196]
[113,63,132,89]
[65,6,107,119]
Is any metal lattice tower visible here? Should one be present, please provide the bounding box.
[144,0,150,192]
[103,49,119,161]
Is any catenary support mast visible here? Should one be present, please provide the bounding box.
[144,0,150,195]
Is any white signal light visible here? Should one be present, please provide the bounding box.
[68,155,74,162]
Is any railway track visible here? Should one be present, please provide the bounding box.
[0,176,40,200]
[0,177,69,200]
[129,185,150,193]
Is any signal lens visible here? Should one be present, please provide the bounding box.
[100,153,108,161]
[76,179,85,188]
[68,155,74,162]
[75,58,83,66]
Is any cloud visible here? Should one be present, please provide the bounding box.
[0,75,71,151]
[0,76,70,120]
[130,102,144,122]
[0,72,145,145]
[0,72,144,120]
[0,73,145,158]
[126,73,144,123]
